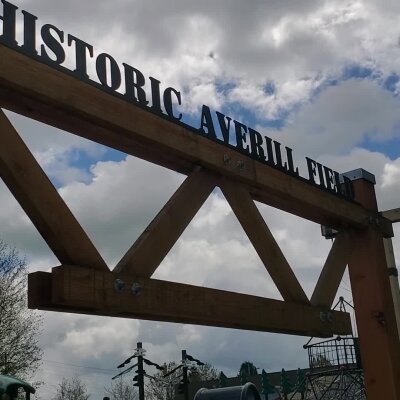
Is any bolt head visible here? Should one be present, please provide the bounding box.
[114,278,125,293]
[131,282,141,296]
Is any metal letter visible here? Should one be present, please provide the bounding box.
[234,120,249,153]
[198,105,217,139]
[21,10,38,55]
[67,34,93,80]
[41,24,65,65]
[248,127,266,161]
[163,87,182,121]
[123,63,148,105]
[96,53,121,90]
[0,0,18,47]
[216,111,232,145]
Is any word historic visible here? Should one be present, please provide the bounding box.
[0,0,354,201]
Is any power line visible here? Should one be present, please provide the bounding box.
[42,359,117,373]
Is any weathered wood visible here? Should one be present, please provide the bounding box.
[383,238,400,339]
[221,181,309,304]
[114,167,215,276]
[28,266,352,337]
[0,45,391,235]
[28,271,52,309]
[348,179,400,400]
[311,232,351,308]
[382,208,400,223]
[0,110,108,270]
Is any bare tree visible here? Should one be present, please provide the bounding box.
[53,376,90,400]
[0,240,42,379]
[104,377,138,400]
[189,363,218,382]
[146,361,218,400]
[146,361,179,400]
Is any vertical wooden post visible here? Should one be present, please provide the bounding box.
[384,238,400,338]
[347,169,400,399]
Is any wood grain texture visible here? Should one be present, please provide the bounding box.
[28,266,352,337]
[310,232,351,308]
[0,110,108,270]
[0,45,390,235]
[348,179,400,400]
[221,181,309,304]
[114,167,215,276]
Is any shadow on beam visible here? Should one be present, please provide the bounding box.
[29,266,351,338]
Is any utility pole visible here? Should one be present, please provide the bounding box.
[181,350,189,400]
[135,342,145,400]
[113,342,164,399]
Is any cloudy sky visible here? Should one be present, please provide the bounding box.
[2,0,400,398]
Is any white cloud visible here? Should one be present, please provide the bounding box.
[260,79,400,162]
[4,0,400,397]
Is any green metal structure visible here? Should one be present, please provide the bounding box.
[0,375,35,399]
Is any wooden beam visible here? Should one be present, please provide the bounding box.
[0,45,390,235]
[382,208,400,223]
[0,110,108,270]
[114,168,215,276]
[28,266,352,337]
[220,181,309,304]
[383,238,400,341]
[310,232,351,308]
[348,179,400,400]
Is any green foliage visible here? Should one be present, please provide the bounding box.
[295,369,306,394]
[0,240,43,379]
[238,361,257,384]
[260,369,275,395]
[280,369,293,396]
[218,372,228,388]
[189,363,218,382]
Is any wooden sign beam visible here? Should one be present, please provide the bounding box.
[0,45,392,237]
[28,265,352,337]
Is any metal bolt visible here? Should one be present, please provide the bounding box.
[320,311,333,322]
[114,278,125,293]
[237,160,245,170]
[131,282,141,296]
[223,154,231,165]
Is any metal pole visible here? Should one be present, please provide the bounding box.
[137,342,145,400]
[182,350,189,400]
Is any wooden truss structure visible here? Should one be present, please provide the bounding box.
[0,44,399,399]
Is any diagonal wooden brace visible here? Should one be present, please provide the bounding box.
[0,109,108,270]
[310,232,351,308]
[220,181,309,304]
[114,167,215,276]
